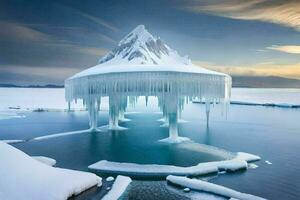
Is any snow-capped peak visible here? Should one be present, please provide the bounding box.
[98,25,191,65]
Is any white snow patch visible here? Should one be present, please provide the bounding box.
[98,125,128,131]
[167,175,266,200]
[106,176,115,181]
[159,136,191,144]
[265,160,272,165]
[32,156,57,167]
[0,142,101,200]
[102,175,131,200]
[88,152,260,177]
[248,163,258,169]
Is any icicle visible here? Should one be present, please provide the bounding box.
[65,71,232,133]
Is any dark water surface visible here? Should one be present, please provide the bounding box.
[1,103,300,200]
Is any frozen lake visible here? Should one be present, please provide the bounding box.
[0,88,300,199]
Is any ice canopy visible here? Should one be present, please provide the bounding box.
[65,25,231,141]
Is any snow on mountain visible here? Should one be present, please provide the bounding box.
[98,25,191,65]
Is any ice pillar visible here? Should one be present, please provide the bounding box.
[108,95,127,130]
[87,98,99,131]
[168,109,178,140]
[162,94,180,141]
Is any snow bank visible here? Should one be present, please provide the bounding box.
[32,156,57,167]
[0,142,101,200]
[88,152,260,177]
[102,175,131,200]
[230,101,300,108]
[231,88,300,107]
[167,175,266,200]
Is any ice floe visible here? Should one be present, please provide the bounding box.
[106,176,115,181]
[248,163,259,169]
[167,175,266,200]
[102,175,131,200]
[88,152,260,177]
[0,141,101,200]
[265,160,272,165]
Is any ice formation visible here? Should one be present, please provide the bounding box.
[65,25,231,141]
[88,152,260,177]
[167,175,266,200]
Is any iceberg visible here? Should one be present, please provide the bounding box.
[65,25,231,142]
[0,141,101,200]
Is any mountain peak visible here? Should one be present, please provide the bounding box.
[118,24,154,46]
[98,25,190,65]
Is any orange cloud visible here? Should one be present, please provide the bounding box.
[194,61,300,79]
[267,45,300,54]
[181,0,300,31]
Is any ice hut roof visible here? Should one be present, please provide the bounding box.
[69,25,226,79]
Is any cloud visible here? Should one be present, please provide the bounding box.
[0,65,81,84]
[194,60,300,79]
[267,45,300,54]
[76,47,108,56]
[0,21,52,42]
[55,2,118,32]
[180,0,300,31]
[74,10,119,32]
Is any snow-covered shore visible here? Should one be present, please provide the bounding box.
[230,88,300,107]
[0,141,102,200]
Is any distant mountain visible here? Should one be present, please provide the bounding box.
[98,25,191,65]
[232,76,300,88]
[2,76,300,88]
[0,84,64,88]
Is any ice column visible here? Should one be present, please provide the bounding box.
[119,96,130,122]
[165,95,179,140]
[87,98,99,131]
[168,109,178,140]
[108,95,127,130]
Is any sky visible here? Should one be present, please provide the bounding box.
[0,0,299,85]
